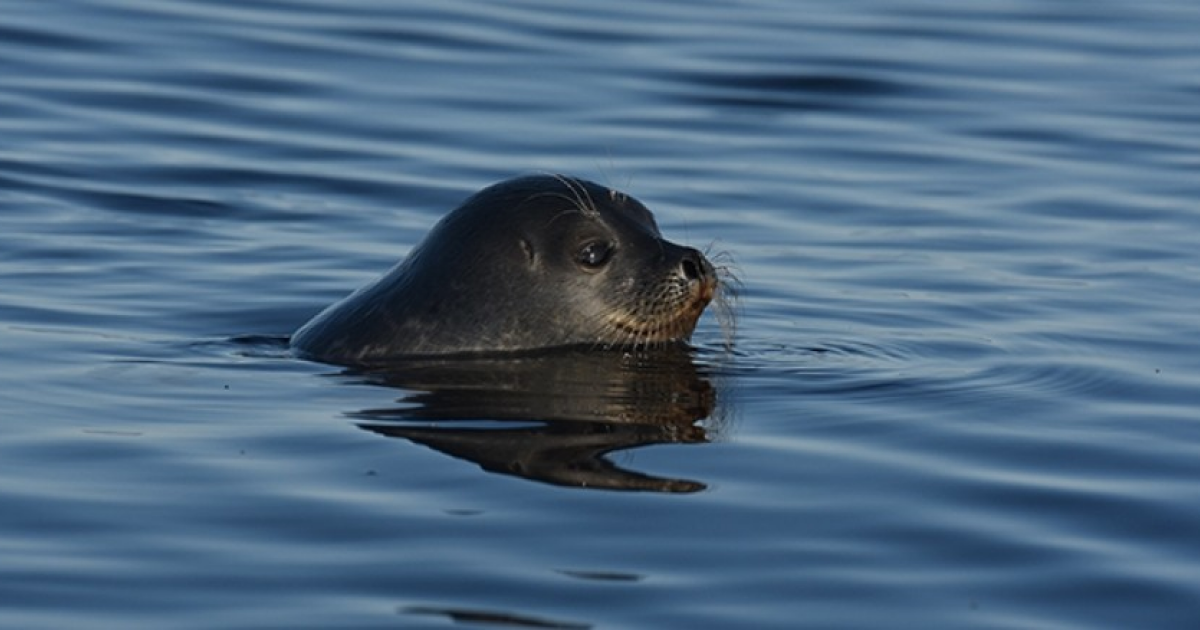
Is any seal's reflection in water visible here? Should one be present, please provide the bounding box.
[347,346,718,493]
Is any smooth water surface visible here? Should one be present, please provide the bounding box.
[3,1,1200,628]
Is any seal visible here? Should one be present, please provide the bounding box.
[291,174,717,365]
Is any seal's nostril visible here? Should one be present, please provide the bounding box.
[681,258,699,280]
[680,251,708,281]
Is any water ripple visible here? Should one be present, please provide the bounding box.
[4,0,1200,628]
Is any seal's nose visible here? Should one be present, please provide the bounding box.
[679,247,714,283]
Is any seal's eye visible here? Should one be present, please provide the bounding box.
[577,240,613,270]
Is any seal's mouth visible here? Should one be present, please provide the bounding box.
[697,271,717,303]
[679,272,718,330]
[683,272,717,319]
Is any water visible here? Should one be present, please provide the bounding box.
[3,0,1200,628]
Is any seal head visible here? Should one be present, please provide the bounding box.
[291,175,716,365]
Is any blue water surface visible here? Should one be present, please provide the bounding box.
[3,1,1200,628]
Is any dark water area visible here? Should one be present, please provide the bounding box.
[4,1,1200,628]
